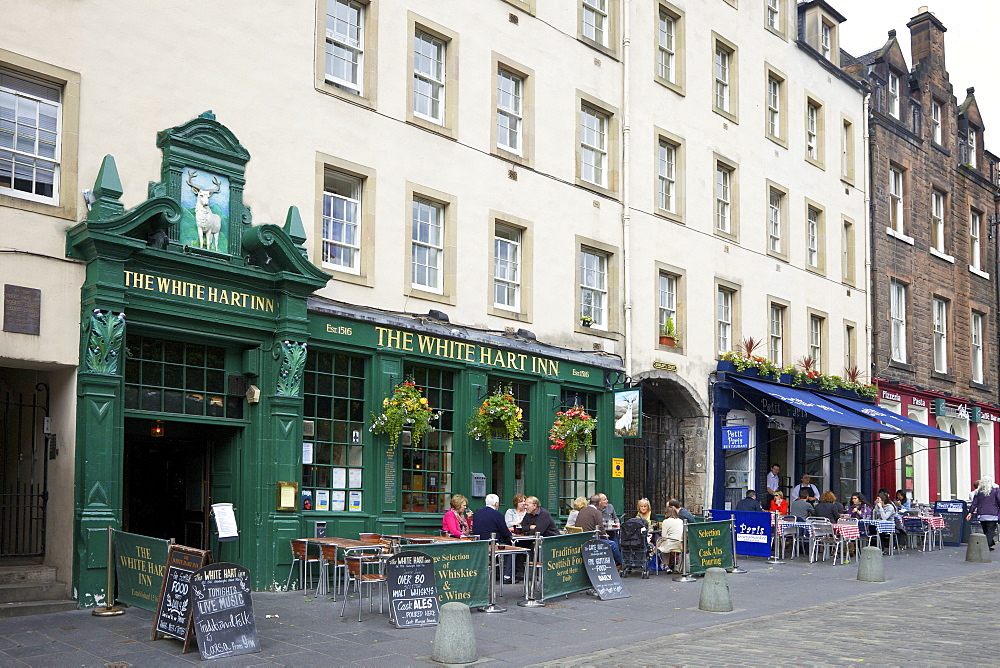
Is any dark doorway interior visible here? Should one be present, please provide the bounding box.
[123,418,223,550]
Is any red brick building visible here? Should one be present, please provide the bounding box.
[844,9,1000,504]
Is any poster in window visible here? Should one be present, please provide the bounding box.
[316,490,329,511]
[331,491,346,511]
[301,490,313,511]
[332,467,347,489]
[613,388,641,438]
[349,468,362,488]
[349,491,362,512]
[302,442,313,465]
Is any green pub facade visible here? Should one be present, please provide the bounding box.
[66,115,623,604]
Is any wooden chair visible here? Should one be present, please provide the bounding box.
[566,526,583,533]
[317,544,346,599]
[358,533,382,544]
[340,546,388,622]
[284,539,320,592]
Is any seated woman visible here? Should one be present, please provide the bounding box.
[635,497,657,530]
[769,490,788,515]
[847,492,872,520]
[872,491,898,551]
[656,506,684,572]
[504,494,527,533]
[442,494,472,537]
[565,496,587,528]
[813,491,846,522]
[894,489,912,511]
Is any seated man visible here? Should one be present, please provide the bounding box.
[577,494,623,566]
[735,490,764,512]
[669,498,696,522]
[789,488,814,520]
[520,496,560,536]
[473,493,515,581]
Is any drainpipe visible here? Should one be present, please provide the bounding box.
[621,0,632,375]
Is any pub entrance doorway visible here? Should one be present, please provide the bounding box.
[122,418,237,552]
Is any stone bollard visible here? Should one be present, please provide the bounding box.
[698,567,733,612]
[432,602,478,665]
[857,546,885,582]
[966,534,992,563]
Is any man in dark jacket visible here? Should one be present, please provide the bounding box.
[521,496,560,536]
[735,490,764,512]
[474,494,517,580]
[579,494,622,566]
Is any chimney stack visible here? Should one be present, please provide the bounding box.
[907,7,947,72]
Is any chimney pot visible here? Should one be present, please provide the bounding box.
[888,29,896,38]
[918,5,928,13]
[967,87,975,95]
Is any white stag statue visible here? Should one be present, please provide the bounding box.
[186,170,223,250]
[615,395,637,434]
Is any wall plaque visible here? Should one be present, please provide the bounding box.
[3,285,40,335]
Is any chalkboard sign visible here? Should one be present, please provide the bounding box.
[386,551,439,628]
[190,563,260,660]
[581,540,630,601]
[935,500,968,546]
[152,545,210,651]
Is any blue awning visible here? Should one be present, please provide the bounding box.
[732,377,903,434]
[825,394,966,442]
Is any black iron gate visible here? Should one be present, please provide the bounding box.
[624,411,685,515]
[0,383,49,557]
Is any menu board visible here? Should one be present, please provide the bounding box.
[152,545,210,649]
[385,551,439,628]
[934,501,968,546]
[581,540,630,600]
[190,563,260,661]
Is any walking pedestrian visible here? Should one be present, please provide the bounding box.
[967,476,1000,551]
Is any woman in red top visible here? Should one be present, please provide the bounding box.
[442,494,473,537]
[769,490,789,515]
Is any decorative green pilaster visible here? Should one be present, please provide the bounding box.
[276,341,307,397]
[84,309,126,374]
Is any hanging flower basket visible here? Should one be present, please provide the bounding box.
[548,406,596,460]
[467,386,524,450]
[369,379,439,450]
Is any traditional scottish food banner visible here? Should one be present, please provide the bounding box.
[414,541,490,608]
[686,520,735,575]
[710,510,772,557]
[540,531,594,599]
[114,530,170,611]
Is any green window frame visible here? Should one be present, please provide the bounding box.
[401,364,455,514]
[302,350,366,512]
[559,390,599,514]
[123,335,243,419]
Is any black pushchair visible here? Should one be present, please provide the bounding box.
[618,517,651,578]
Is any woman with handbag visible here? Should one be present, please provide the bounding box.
[967,476,1000,551]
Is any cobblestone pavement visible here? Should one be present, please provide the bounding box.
[535,568,1000,667]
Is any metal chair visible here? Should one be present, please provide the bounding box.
[340,546,388,622]
[284,539,320,592]
[835,519,861,558]
[778,517,803,559]
[902,516,931,551]
[316,544,346,599]
[809,521,846,564]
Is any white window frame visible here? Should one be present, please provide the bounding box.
[931,101,942,144]
[967,128,977,165]
[971,210,982,270]
[890,280,907,362]
[769,303,784,366]
[0,70,62,205]
[580,249,608,328]
[413,30,445,124]
[324,0,365,94]
[809,315,824,371]
[807,207,820,268]
[887,73,900,119]
[658,273,677,334]
[411,197,444,292]
[931,190,945,253]
[714,46,731,113]
[766,0,780,30]
[806,103,819,159]
[717,288,733,354]
[889,166,904,233]
[496,68,523,155]
[582,0,608,47]
[841,120,851,178]
[580,105,608,187]
[768,189,782,253]
[321,171,363,274]
[972,312,984,383]
[820,22,831,60]
[658,139,676,213]
[767,77,781,138]
[933,298,948,373]
[715,162,732,234]
[494,224,521,311]
[658,10,675,83]
[842,219,855,283]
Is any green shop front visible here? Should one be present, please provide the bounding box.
[301,300,624,540]
[65,113,624,605]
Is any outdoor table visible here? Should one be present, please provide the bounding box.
[832,523,860,540]
[401,533,475,544]
[902,516,945,550]
[303,537,373,597]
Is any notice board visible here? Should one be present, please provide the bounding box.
[581,539,630,600]
[385,551,439,628]
[151,545,210,651]
[190,563,260,661]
